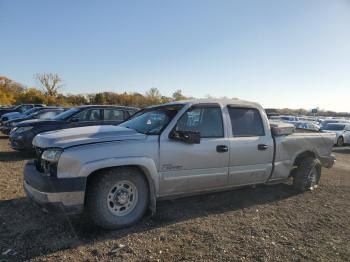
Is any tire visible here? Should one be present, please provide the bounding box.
[336,136,344,147]
[86,167,149,229]
[293,157,321,192]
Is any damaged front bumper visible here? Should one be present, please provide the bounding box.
[23,161,86,214]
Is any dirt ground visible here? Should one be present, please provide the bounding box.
[0,136,349,262]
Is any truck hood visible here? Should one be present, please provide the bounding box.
[33,125,146,149]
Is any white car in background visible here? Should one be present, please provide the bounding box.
[269,115,300,126]
[320,119,350,127]
[320,123,350,147]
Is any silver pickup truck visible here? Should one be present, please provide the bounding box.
[24,99,336,229]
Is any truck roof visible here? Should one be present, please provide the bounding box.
[159,98,263,109]
[75,105,139,110]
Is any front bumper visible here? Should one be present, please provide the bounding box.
[319,154,336,168]
[23,161,86,214]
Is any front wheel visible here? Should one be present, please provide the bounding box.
[293,157,321,192]
[86,167,149,229]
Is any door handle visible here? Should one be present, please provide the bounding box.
[216,145,228,153]
[258,144,268,151]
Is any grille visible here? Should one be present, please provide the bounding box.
[34,147,44,173]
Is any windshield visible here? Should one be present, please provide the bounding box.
[120,105,183,135]
[321,124,345,131]
[24,107,43,116]
[53,108,79,120]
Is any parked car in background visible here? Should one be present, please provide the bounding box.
[9,105,138,151]
[0,107,67,135]
[23,99,335,229]
[0,107,48,124]
[320,123,350,147]
[320,119,350,127]
[295,121,320,131]
[270,115,300,126]
[0,104,45,118]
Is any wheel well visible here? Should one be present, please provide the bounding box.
[84,165,156,212]
[293,151,316,166]
[290,151,316,178]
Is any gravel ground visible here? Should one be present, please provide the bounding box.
[0,136,349,261]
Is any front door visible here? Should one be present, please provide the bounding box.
[159,105,229,196]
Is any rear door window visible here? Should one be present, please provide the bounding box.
[104,109,125,121]
[228,107,265,137]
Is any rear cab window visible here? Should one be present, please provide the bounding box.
[103,108,125,121]
[227,107,265,137]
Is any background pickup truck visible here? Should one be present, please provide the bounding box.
[24,99,336,229]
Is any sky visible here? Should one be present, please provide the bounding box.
[1,0,350,112]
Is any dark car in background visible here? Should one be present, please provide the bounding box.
[9,105,138,151]
[0,104,45,118]
[0,107,47,124]
[0,107,67,135]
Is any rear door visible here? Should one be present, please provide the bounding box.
[227,106,274,186]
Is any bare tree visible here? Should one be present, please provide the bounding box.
[145,87,162,105]
[35,73,63,96]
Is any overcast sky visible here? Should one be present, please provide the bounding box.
[1,0,349,112]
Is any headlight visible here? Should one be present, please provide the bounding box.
[10,122,16,127]
[15,126,33,133]
[41,148,63,163]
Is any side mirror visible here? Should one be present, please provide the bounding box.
[170,130,200,144]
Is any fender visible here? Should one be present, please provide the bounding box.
[79,156,159,213]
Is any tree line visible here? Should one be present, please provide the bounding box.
[0,74,188,108]
[0,73,348,116]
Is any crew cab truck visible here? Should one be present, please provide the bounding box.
[24,99,336,229]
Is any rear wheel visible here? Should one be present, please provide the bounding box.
[336,136,344,147]
[293,157,321,192]
[86,167,149,229]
